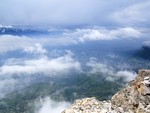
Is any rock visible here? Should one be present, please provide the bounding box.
[62,97,115,113]
[111,70,150,113]
[62,70,150,113]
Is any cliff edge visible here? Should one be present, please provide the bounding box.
[62,70,150,113]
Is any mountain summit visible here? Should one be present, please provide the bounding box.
[62,70,150,113]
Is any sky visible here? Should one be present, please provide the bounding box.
[0,0,150,27]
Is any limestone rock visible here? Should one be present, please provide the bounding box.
[111,70,150,113]
[62,97,115,113]
[63,70,150,113]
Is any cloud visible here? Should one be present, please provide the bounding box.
[23,43,47,55]
[0,24,13,28]
[86,58,113,75]
[115,71,136,82]
[0,27,143,53]
[86,58,137,82]
[63,27,142,42]
[0,34,79,54]
[0,35,32,53]
[0,52,81,76]
[0,35,46,54]
[109,27,141,38]
[0,0,144,26]
[34,97,70,113]
[112,1,150,26]
[0,50,81,98]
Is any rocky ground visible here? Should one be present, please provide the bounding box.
[62,70,150,113]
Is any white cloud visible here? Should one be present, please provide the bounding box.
[0,27,143,53]
[0,35,77,54]
[23,43,47,55]
[34,97,70,113]
[0,24,13,28]
[86,58,113,75]
[110,27,141,38]
[87,58,137,82]
[0,35,32,53]
[115,71,136,82]
[0,35,46,54]
[0,53,81,76]
[105,70,136,82]
[63,27,142,42]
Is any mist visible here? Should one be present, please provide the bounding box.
[34,97,70,113]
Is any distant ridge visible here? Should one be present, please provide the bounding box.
[134,43,150,60]
[0,26,49,36]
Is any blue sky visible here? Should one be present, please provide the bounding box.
[0,0,149,27]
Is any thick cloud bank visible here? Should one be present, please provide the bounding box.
[0,54,81,76]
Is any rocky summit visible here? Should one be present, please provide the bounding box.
[62,70,150,113]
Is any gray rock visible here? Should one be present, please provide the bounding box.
[62,70,150,113]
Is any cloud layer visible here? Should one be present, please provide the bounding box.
[0,51,81,98]
[0,27,144,53]
[0,0,149,26]
[66,27,141,42]
[0,53,81,76]
[0,27,147,99]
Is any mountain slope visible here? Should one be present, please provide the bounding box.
[134,45,150,60]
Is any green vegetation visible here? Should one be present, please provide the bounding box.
[0,73,123,113]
